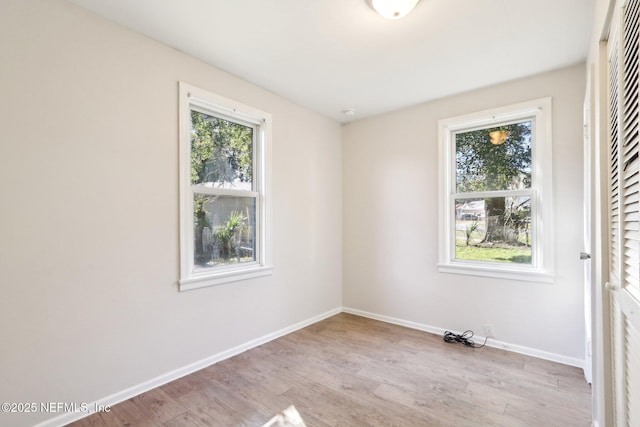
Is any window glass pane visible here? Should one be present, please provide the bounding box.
[193,194,256,272]
[190,110,253,190]
[455,121,532,192]
[455,196,532,264]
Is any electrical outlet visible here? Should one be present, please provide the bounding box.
[484,324,495,338]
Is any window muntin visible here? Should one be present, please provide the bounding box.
[179,82,272,291]
[438,98,553,283]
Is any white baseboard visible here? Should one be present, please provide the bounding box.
[34,307,342,427]
[342,307,585,369]
[36,305,585,426]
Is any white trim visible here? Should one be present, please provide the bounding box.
[179,265,274,291]
[190,186,259,198]
[437,97,554,282]
[437,262,554,283]
[342,307,585,368]
[36,306,585,426]
[34,307,342,427]
[443,103,545,132]
[189,95,267,127]
[454,189,533,199]
[178,82,273,291]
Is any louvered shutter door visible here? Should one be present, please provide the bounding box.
[622,2,640,425]
[610,25,622,286]
[625,314,640,426]
[608,1,640,426]
[622,0,640,295]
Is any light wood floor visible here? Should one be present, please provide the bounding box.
[70,313,591,426]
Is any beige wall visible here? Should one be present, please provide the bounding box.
[0,1,342,426]
[343,64,587,361]
[0,0,592,425]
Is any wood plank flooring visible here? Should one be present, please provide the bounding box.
[69,313,591,426]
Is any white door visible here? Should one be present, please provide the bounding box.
[583,78,593,385]
[606,1,640,425]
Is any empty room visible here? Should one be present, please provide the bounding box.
[1,0,638,426]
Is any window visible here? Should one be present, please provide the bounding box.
[438,98,553,282]
[178,82,272,291]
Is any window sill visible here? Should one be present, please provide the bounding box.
[179,265,273,291]
[438,262,554,284]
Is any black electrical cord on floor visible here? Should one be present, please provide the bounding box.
[443,330,488,348]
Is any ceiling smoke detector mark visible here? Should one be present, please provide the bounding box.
[342,108,356,117]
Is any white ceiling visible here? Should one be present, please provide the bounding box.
[67,0,595,122]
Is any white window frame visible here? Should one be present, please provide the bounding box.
[437,98,554,283]
[178,82,272,291]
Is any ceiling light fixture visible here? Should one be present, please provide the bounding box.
[370,0,421,19]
